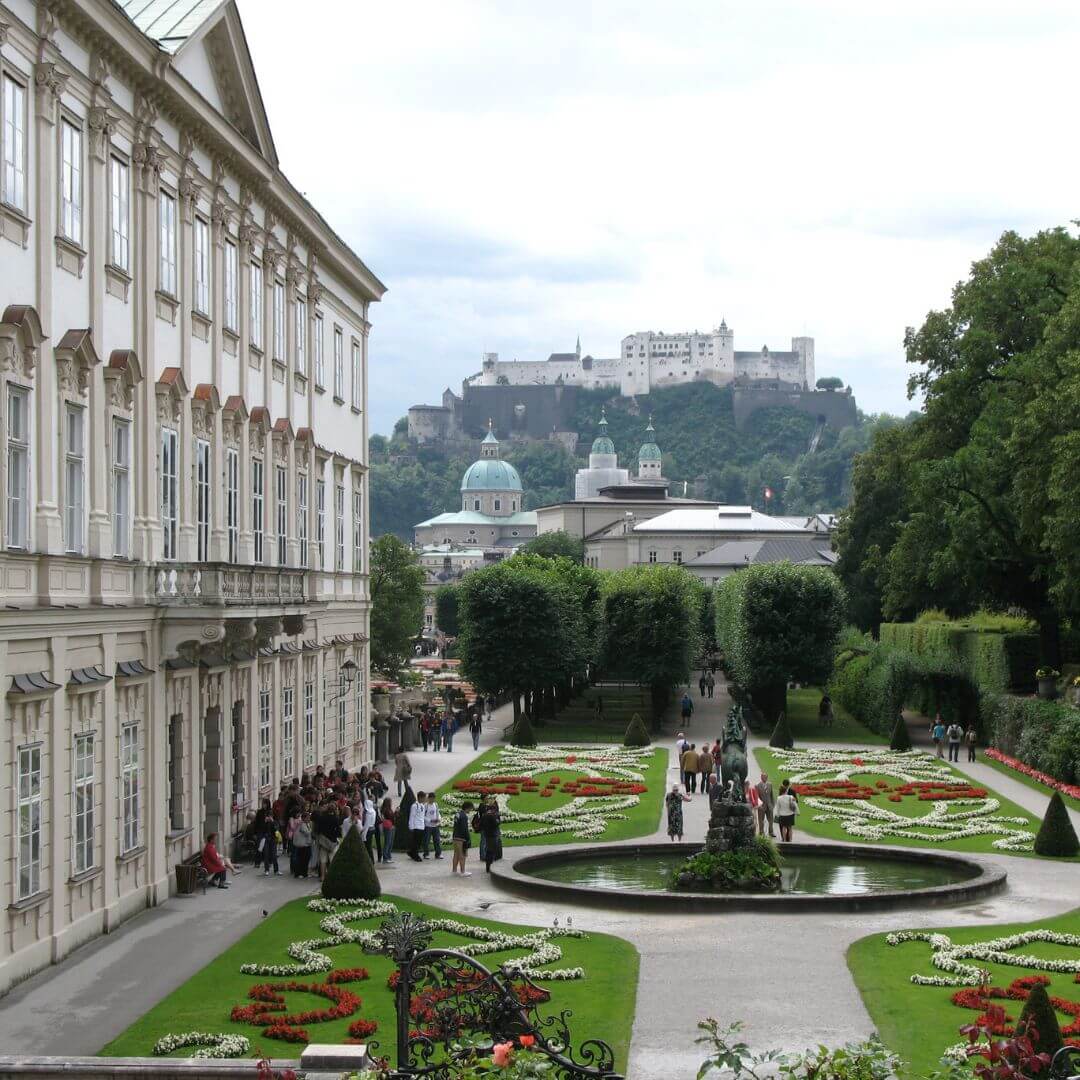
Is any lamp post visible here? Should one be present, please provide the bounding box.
[328,658,358,703]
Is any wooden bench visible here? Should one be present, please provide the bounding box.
[176,852,209,895]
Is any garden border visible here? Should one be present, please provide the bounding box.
[489,841,1006,913]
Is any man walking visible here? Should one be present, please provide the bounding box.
[946,721,963,763]
[408,791,427,862]
[469,709,483,751]
[754,772,776,837]
[423,792,443,859]
[706,672,715,699]
[680,691,694,728]
[699,673,707,698]
[681,742,699,793]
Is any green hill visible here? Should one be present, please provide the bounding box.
[370,383,909,540]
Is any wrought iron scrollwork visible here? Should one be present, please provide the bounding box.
[1050,1045,1080,1080]
[372,915,622,1079]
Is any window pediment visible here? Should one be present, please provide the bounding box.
[0,305,44,381]
[104,349,142,414]
[156,367,189,426]
[55,329,101,401]
[191,383,221,438]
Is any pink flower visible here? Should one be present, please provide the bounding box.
[492,1041,515,1067]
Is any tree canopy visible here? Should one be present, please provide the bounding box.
[434,584,460,637]
[518,530,585,563]
[369,534,425,679]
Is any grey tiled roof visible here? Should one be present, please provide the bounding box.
[113,0,227,53]
[686,538,837,568]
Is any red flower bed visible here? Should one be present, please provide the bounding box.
[951,976,1080,1041]
[985,749,1080,801]
[453,772,648,800]
[347,1018,378,1039]
[794,779,989,803]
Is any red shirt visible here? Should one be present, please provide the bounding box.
[201,842,226,874]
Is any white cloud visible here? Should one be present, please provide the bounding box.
[240,0,1080,429]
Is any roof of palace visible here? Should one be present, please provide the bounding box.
[114,0,228,53]
[685,538,837,568]
[414,510,538,529]
[632,506,813,534]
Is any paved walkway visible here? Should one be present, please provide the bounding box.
[2,683,1078,1080]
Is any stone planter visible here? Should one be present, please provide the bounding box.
[1037,676,1058,700]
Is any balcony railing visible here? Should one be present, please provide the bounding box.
[149,564,311,606]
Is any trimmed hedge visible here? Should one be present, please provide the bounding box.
[880,621,1039,693]
[769,712,794,750]
[889,713,912,752]
[1033,792,1080,858]
[1017,982,1065,1056]
[981,695,1080,785]
[322,825,381,900]
[623,713,651,747]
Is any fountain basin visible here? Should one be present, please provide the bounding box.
[490,842,1006,912]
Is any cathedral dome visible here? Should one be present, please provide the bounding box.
[461,458,523,492]
[638,417,662,462]
[590,407,615,456]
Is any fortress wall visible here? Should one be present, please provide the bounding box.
[732,387,858,431]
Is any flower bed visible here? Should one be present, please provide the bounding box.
[765,747,1036,852]
[985,748,1080,801]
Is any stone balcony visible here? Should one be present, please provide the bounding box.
[149,563,312,607]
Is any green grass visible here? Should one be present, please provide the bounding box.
[528,719,634,744]
[848,906,1080,1077]
[753,747,1076,860]
[435,744,669,846]
[979,752,1080,814]
[784,688,887,745]
[101,894,638,1070]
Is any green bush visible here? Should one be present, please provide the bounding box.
[981,695,1080,785]
[670,848,781,892]
[889,713,912,752]
[769,712,794,749]
[623,713,651,747]
[322,826,381,900]
[393,786,416,852]
[1033,792,1080,858]
[1017,982,1065,1056]
[511,713,538,747]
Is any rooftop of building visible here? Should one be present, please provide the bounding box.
[414,510,538,529]
[460,458,523,492]
[685,538,838,569]
[114,0,227,53]
[631,506,814,534]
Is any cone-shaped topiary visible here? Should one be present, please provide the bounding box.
[322,825,381,900]
[623,713,651,747]
[393,785,416,852]
[1016,982,1064,1057]
[511,713,537,747]
[889,713,913,752]
[768,712,793,750]
[1033,791,1080,858]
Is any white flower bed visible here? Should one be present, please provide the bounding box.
[152,1032,250,1058]
[886,928,1080,986]
[441,744,656,842]
[769,747,1035,851]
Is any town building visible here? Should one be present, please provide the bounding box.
[574,409,629,498]
[683,537,837,584]
[0,0,383,993]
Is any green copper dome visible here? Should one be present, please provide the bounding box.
[590,408,615,455]
[461,458,523,492]
[638,416,662,462]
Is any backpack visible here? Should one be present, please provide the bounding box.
[471,812,482,832]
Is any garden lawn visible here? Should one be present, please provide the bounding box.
[979,752,1080,814]
[848,906,1080,1078]
[101,895,638,1070]
[784,688,887,745]
[753,748,1073,860]
[524,720,634,744]
[436,744,667,846]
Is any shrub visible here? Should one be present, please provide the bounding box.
[393,786,416,852]
[750,834,782,869]
[671,848,781,892]
[1017,982,1065,1057]
[889,713,912,752]
[982,695,1080,785]
[623,713,651,747]
[1032,792,1080,858]
[322,826,381,900]
[511,713,537,747]
[768,712,793,749]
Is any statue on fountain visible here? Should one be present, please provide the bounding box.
[719,704,749,802]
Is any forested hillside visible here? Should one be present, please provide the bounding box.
[370,383,910,539]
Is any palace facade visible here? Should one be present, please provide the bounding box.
[0,0,384,992]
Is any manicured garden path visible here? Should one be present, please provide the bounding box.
[849,905,1080,1077]
[102,894,639,1071]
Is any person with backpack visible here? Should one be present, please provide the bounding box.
[680,691,694,726]
[818,693,834,728]
[931,716,946,758]
[964,724,978,763]
[452,801,474,876]
[946,721,963,763]
[479,800,502,873]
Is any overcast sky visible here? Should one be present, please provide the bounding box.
[242,0,1080,435]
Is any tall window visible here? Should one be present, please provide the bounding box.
[224,241,238,331]
[120,723,139,853]
[60,119,82,243]
[314,314,324,387]
[258,688,271,789]
[193,217,210,313]
[351,341,362,409]
[112,419,130,557]
[64,405,85,554]
[355,665,365,743]
[333,328,343,399]
[2,75,27,211]
[297,473,308,567]
[5,386,29,550]
[250,262,263,348]
[352,487,363,572]
[282,685,294,776]
[252,458,264,563]
[272,280,284,360]
[648,550,657,563]
[316,479,326,569]
[195,439,210,562]
[226,447,239,563]
[335,483,345,570]
[295,298,307,375]
[160,428,179,560]
[275,465,287,565]
[17,745,41,900]
[167,716,184,831]
[303,681,315,768]
[336,677,347,747]
[159,191,177,295]
[73,733,95,874]
[109,156,129,272]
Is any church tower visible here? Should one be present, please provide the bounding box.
[480,419,499,458]
[637,416,663,481]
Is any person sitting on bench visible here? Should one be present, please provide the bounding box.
[201,832,229,889]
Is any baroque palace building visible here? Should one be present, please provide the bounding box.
[0,0,385,992]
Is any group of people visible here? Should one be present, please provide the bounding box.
[416,698,489,754]
[697,672,718,699]
[930,717,977,762]
[404,790,505,874]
